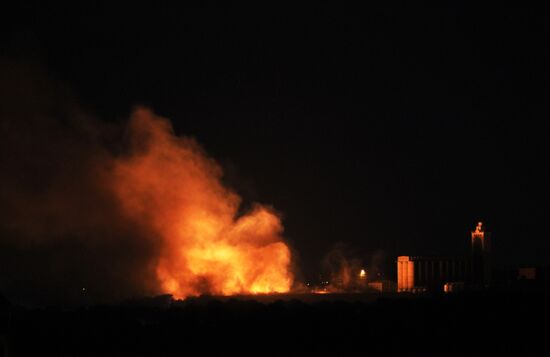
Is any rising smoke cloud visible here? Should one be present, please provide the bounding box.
[0,60,293,305]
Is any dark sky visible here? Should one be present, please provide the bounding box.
[1,4,549,288]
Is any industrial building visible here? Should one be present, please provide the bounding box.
[397,256,471,292]
[397,222,491,292]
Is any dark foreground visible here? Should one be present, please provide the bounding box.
[1,292,547,356]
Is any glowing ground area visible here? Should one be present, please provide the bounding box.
[172,292,404,305]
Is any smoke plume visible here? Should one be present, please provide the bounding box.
[322,244,363,291]
[0,60,293,305]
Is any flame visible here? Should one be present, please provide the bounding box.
[475,221,483,233]
[312,288,329,294]
[359,269,366,278]
[109,108,293,298]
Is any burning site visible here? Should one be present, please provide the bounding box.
[110,108,293,298]
[1,4,549,355]
[0,79,294,302]
[0,61,377,304]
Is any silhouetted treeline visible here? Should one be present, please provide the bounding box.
[0,292,547,356]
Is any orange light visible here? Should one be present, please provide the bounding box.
[312,288,329,294]
[110,108,293,298]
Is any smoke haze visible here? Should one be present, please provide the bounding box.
[0,60,292,305]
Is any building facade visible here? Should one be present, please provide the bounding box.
[397,256,471,292]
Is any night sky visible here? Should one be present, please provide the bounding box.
[1,4,549,301]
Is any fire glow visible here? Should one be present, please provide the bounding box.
[110,108,293,298]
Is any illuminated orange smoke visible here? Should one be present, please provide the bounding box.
[110,108,293,298]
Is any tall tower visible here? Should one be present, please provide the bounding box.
[471,222,491,286]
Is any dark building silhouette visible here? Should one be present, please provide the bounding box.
[398,222,491,292]
[397,256,471,292]
[471,221,491,285]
